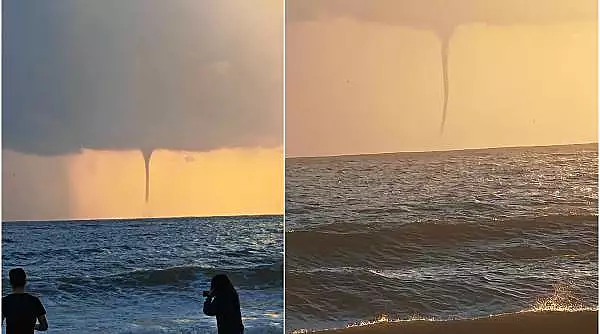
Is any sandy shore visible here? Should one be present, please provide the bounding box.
[323,311,597,334]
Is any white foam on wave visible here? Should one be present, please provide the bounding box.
[346,313,438,328]
[522,283,597,313]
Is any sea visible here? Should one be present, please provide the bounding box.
[285,144,598,332]
[2,215,283,334]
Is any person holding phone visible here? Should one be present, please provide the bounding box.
[203,274,244,334]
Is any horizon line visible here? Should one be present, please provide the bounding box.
[3,212,284,224]
[286,142,598,160]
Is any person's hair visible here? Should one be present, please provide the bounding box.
[9,268,27,288]
[210,274,237,297]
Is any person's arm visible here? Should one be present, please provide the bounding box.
[34,298,48,331]
[34,315,48,331]
[203,296,219,316]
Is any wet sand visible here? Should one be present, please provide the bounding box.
[325,311,597,334]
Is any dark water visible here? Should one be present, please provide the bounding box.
[285,144,598,331]
[2,215,283,333]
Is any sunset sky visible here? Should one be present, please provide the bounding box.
[286,0,597,157]
[3,0,598,219]
[3,0,283,221]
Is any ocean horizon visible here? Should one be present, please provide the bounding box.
[286,143,597,159]
[3,213,283,224]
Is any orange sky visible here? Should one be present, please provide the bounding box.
[3,148,283,221]
[286,19,597,157]
[2,0,283,222]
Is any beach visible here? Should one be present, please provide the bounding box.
[326,311,598,334]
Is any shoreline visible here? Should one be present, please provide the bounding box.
[308,311,597,334]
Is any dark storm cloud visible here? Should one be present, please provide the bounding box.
[287,0,596,133]
[4,0,282,156]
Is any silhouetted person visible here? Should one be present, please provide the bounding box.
[2,268,48,333]
[203,274,244,334]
